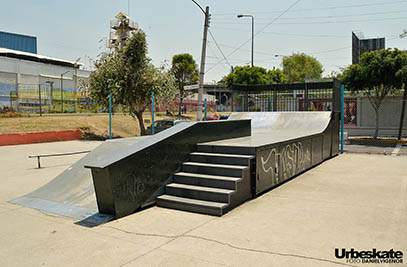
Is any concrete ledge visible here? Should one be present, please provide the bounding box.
[0,129,82,146]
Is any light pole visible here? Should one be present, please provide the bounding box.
[61,70,70,112]
[237,14,254,67]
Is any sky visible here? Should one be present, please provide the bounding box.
[1,0,407,82]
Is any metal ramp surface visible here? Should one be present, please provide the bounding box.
[9,137,148,223]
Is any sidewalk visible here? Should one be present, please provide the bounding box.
[0,141,406,266]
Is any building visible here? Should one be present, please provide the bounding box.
[352,32,385,64]
[0,47,90,112]
[202,83,233,112]
[0,31,37,54]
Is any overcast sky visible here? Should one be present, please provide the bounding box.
[1,0,406,82]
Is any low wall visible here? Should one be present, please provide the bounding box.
[345,96,407,137]
[0,129,82,146]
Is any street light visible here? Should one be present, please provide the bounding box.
[237,14,254,67]
[61,70,70,112]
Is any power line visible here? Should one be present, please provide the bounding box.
[212,16,407,26]
[211,42,276,56]
[212,0,407,15]
[207,30,232,67]
[205,0,302,74]
[211,10,407,21]
[211,27,399,40]
[206,43,230,71]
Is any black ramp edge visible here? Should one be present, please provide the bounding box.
[85,119,251,218]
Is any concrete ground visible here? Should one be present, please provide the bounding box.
[0,140,406,267]
[344,143,407,156]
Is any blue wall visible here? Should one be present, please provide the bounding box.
[0,31,37,54]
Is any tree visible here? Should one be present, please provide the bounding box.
[342,48,407,139]
[171,53,199,115]
[268,68,287,84]
[224,66,286,89]
[88,30,177,136]
[282,53,323,82]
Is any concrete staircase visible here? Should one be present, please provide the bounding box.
[157,144,255,216]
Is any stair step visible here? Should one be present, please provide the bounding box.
[165,183,234,203]
[196,144,255,155]
[174,172,241,190]
[157,195,228,216]
[181,162,247,177]
[189,152,254,166]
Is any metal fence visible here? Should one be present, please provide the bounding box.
[3,83,106,114]
[231,80,340,113]
[231,80,407,156]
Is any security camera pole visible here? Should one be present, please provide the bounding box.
[192,0,210,121]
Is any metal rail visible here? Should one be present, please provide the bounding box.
[29,150,90,168]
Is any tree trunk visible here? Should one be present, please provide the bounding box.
[398,86,407,140]
[178,96,183,116]
[374,107,380,139]
[134,110,146,136]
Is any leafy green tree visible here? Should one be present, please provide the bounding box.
[342,48,407,138]
[282,53,323,82]
[171,53,199,115]
[88,30,177,136]
[268,68,287,84]
[224,66,286,89]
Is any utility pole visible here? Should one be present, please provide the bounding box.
[192,0,210,121]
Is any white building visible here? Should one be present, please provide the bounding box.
[0,48,90,110]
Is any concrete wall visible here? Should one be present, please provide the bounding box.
[345,96,407,137]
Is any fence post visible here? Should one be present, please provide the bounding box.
[109,94,112,139]
[304,82,309,111]
[272,88,277,111]
[398,85,407,140]
[243,92,248,112]
[341,84,344,153]
[204,98,207,120]
[151,92,155,135]
[38,84,42,116]
[267,96,271,112]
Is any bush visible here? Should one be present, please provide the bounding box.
[0,106,24,118]
[0,106,15,113]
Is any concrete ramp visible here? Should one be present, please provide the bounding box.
[10,137,148,223]
[202,112,333,148]
[228,111,331,134]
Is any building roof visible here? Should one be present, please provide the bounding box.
[0,47,82,68]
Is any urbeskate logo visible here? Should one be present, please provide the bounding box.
[335,248,403,264]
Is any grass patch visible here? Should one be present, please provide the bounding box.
[0,111,232,137]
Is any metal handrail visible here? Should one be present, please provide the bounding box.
[29,150,90,168]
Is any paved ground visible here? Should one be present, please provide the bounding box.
[1,141,406,266]
[345,143,407,155]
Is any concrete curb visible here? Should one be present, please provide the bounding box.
[0,130,82,146]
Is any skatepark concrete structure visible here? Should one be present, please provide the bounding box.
[84,110,339,218]
[11,81,341,221]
